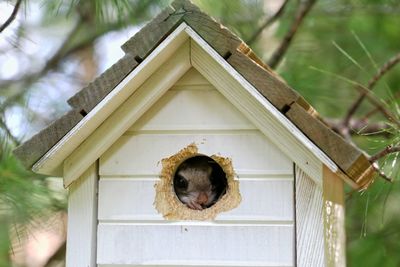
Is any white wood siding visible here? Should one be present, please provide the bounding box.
[63,40,191,186]
[99,177,293,222]
[295,166,325,267]
[66,163,98,267]
[100,132,292,176]
[97,68,295,267]
[97,224,293,266]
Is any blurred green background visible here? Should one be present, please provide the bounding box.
[0,0,399,266]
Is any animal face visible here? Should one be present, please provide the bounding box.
[173,156,226,210]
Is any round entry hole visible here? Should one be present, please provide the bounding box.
[173,155,227,210]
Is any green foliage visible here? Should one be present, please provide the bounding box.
[346,180,400,267]
[202,0,400,265]
[0,0,165,265]
[278,0,400,115]
[0,0,399,265]
[43,0,165,24]
[0,148,66,265]
[0,153,64,220]
[0,219,10,267]
[273,1,400,266]
[194,0,265,40]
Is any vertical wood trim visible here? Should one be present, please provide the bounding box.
[323,165,346,267]
[295,165,325,267]
[66,162,98,267]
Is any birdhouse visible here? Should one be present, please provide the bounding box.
[14,1,376,266]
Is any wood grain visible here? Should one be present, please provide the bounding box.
[15,0,374,191]
[99,132,292,176]
[323,166,345,267]
[32,23,190,178]
[227,50,300,111]
[286,102,373,187]
[121,6,184,58]
[174,67,210,86]
[295,166,325,267]
[63,41,191,186]
[13,109,83,169]
[172,0,243,58]
[65,163,98,267]
[98,178,294,222]
[129,81,256,131]
[189,34,332,186]
[97,223,294,266]
[68,54,138,113]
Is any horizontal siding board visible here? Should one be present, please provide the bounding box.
[97,224,294,265]
[99,264,292,267]
[98,178,294,222]
[99,132,292,176]
[219,179,293,221]
[130,88,256,131]
[98,179,162,221]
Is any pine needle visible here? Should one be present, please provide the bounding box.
[332,40,364,71]
[351,30,379,71]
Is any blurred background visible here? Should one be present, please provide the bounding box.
[0,0,399,266]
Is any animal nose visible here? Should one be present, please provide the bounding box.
[197,192,208,205]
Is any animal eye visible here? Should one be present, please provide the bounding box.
[174,174,188,189]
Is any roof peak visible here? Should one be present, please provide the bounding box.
[14,0,375,189]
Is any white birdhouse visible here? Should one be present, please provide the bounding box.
[15,1,376,266]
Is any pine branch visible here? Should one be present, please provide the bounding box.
[0,21,83,115]
[268,0,317,69]
[0,1,157,138]
[370,163,394,183]
[362,90,400,120]
[0,117,20,146]
[0,19,121,111]
[352,84,400,128]
[325,118,391,138]
[367,145,400,183]
[369,145,400,163]
[246,0,290,45]
[344,52,400,126]
[0,0,23,33]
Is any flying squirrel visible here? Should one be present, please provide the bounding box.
[173,156,227,210]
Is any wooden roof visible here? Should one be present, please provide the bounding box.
[14,0,375,189]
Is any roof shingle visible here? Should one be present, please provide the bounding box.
[13,0,375,189]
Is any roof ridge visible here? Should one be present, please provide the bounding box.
[13,0,375,188]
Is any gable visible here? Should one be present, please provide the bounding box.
[58,27,331,188]
[130,68,257,132]
[13,0,375,189]
[101,68,293,176]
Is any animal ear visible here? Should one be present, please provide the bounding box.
[177,161,188,171]
[206,165,213,176]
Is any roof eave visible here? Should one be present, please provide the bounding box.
[13,0,376,189]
